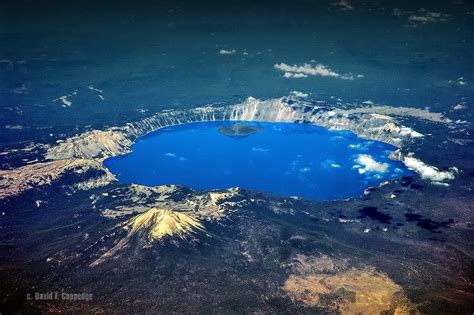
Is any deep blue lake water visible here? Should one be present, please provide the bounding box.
[104,121,410,201]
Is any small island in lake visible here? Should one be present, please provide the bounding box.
[217,123,262,136]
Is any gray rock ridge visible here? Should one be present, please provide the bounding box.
[46,96,430,161]
[0,96,456,199]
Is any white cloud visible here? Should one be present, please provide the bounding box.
[284,72,308,78]
[165,152,176,157]
[403,156,456,182]
[252,147,268,153]
[276,63,340,78]
[399,127,424,138]
[88,85,103,94]
[275,62,360,80]
[5,124,24,130]
[219,49,236,55]
[448,77,467,86]
[457,77,467,85]
[299,167,312,173]
[453,103,466,111]
[53,90,77,107]
[322,159,341,169]
[408,11,450,24]
[333,0,353,11]
[290,91,309,98]
[88,85,105,100]
[58,95,72,107]
[355,154,389,174]
[432,181,450,187]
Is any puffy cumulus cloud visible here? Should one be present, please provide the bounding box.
[276,63,339,78]
[403,156,457,183]
[290,91,309,98]
[284,72,307,78]
[58,96,72,107]
[219,49,236,55]
[399,127,424,138]
[275,63,357,80]
[53,90,77,108]
[355,154,389,174]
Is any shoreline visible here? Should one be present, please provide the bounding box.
[0,96,458,200]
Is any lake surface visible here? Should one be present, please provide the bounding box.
[104,121,410,201]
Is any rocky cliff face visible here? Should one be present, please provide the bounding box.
[0,159,114,199]
[45,96,426,162]
[45,129,133,160]
[0,96,455,200]
[127,96,424,147]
